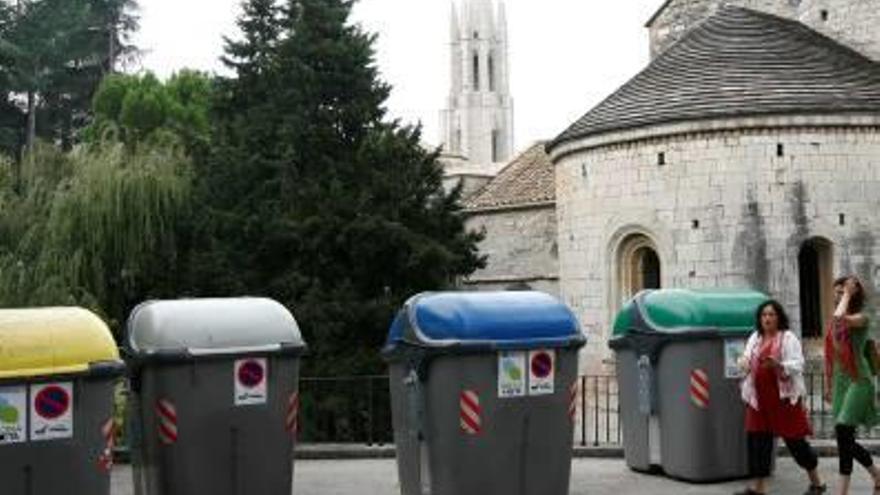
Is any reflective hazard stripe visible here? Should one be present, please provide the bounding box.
[690,369,710,409]
[460,390,481,435]
[156,399,178,445]
[285,391,299,435]
[568,381,578,422]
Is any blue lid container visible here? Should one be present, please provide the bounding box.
[384,291,585,356]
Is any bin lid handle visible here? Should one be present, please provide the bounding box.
[187,343,282,356]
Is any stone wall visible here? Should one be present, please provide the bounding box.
[648,0,880,61]
[463,205,560,296]
[554,116,880,373]
[443,174,493,199]
[798,0,880,61]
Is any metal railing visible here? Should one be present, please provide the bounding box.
[297,375,392,445]
[572,371,880,446]
[115,372,880,450]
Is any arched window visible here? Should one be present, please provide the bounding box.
[617,234,662,303]
[488,54,495,91]
[472,53,480,90]
[799,237,834,338]
[638,248,661,290]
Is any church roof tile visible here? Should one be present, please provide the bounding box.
[464,142,555,210]
[549,7,880,151]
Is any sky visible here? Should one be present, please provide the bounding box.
[133,0,663,150]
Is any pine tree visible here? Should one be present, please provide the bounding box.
[0,0,139,155]
[194,0,484,375]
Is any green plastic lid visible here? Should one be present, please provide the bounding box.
[612,289,769,337]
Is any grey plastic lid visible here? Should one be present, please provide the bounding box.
[126,297,304,358]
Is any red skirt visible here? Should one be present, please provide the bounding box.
[745,366,812,438]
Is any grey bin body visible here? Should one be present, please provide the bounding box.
[0,308,124,495]
[1,377,117,494]
[125,298,305,495]
[610,289,769,483]
[385,291,586,495]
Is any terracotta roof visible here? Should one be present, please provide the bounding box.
[549,7,880,151]
[464,142,554,210]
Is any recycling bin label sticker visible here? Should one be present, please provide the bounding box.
[497,351,526,398]
[0,386,27,445]
[528,349,555,396]
[235,358,268,406]
[30,382,74,441]
[724,339,747,379]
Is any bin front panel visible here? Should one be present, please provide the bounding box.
[134,356,299,495]
[657,340,748,482]
[0,376,116,495]
[421,351,578,495]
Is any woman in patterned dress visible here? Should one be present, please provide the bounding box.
[735,300,825,495]
[824,276,880,495]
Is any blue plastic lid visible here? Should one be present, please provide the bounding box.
[385,291,584,353]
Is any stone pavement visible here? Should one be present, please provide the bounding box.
[111,457,877,494]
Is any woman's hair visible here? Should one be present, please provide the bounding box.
[755,299,790,335]
[834,275,865,314]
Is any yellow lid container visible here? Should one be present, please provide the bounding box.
[0,307,122,380]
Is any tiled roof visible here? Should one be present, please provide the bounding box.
[464,142,554,210]
[549,6,880,150]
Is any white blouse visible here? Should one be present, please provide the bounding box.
[738,330,808,410]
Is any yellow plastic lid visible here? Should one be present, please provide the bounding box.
[0,307,121,379]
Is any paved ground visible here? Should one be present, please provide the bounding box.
[111,457,877,494]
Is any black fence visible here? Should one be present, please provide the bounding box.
[116,372,880,449]
[298,375,392,445]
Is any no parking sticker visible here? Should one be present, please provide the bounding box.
[528,350,555,396]
[30,382,74,441]
[235,358,268,406]
[0,386,27,444]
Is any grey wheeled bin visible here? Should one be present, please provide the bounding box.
[125,297,306,495]
[610,289,768,482]
[0,307,125,495]
[384,291,586,495]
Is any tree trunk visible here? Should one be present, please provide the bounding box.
[108,20,116,73]
[25,90,36,153]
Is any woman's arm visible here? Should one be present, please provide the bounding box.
[738,331,759,372]
[833,278,867,330]
[779,331,805,378]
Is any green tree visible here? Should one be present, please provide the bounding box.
[0,0,139,155]
[194,0,484,375]
[0,3,23,158]
[0,141,192,331]
[87,70,213,150]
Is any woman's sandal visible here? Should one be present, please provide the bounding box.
[803,484,826,495]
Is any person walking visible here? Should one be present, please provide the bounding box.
[735,299,825,495]
[824,276,880,494]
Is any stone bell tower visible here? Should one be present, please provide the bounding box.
[441,0,514,169]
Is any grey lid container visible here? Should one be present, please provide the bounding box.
[126,297,305,362]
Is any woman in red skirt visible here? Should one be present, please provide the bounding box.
[735,300,825,495]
